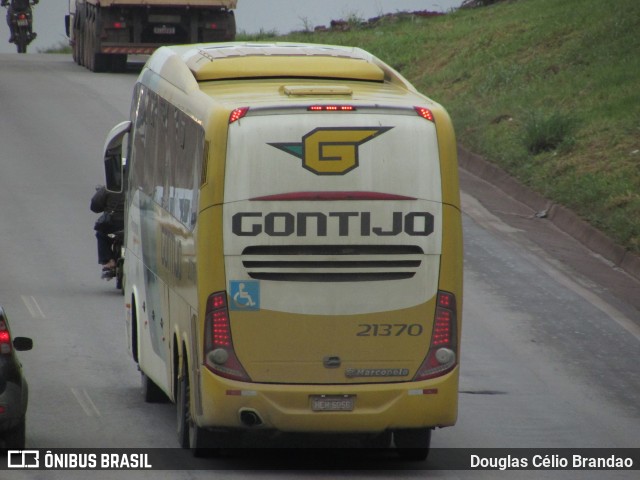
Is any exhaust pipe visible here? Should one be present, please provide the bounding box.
[239,408,263,427]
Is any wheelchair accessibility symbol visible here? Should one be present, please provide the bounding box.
[229,280,260,311]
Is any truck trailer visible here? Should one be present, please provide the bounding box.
[65,0,237,72]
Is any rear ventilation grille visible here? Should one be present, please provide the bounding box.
[241,245,423,282]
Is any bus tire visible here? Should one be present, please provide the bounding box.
[130,297,139,364]
[176,358,190,448]
[176,356,210,455]
[363,430,392,449]
[394,428,431,461]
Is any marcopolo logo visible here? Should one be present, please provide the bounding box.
[269,127,392,175]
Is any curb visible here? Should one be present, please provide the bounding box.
[457,145,640,282]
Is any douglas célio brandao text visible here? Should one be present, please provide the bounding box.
[470,453,635,470]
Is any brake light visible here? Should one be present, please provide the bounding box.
[0,321,11,354]
[414,106,435,123]
[112,22,127,29]
[229,107,249,124]
[413,291,457,381]
[203,292,251,382]
[308,105,356,112]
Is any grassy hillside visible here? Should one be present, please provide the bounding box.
[253,0,640,253]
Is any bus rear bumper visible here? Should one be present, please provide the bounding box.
[196,367,459,433]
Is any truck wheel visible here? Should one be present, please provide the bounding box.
[83,20,91,69]
[86,15,104,72]
[76,26,84,66]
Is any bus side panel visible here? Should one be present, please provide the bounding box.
[440,203,463,348]
[132,197,173,395]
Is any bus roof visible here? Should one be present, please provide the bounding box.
[143,43,418,93]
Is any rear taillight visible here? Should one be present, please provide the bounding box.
[229,107,249,124]
[204,292,251,382]
[0,320,11,354]
[414,106,435,123]
[307,105,356,112]
[413,291,458,381]
[112,21,127,29]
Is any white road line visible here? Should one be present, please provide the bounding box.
[71,388,102,417]
[21,295,45,319]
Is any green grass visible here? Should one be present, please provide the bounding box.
[38,41,72,54]
[270,0,640,253]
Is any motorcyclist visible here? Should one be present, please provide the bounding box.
[90,185,125,278]
[2,0,37,43]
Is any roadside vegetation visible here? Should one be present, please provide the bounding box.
[253,0,639,253]
[42,0,639,252]
[38,40,72,54]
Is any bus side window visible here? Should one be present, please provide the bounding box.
[130,85,147,196]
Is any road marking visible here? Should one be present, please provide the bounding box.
[461,192,525,234]
[71,388,101,417]
[21,295,45,319]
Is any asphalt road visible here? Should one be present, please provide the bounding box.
[0,54,638,479]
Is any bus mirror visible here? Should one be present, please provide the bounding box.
[103,121,131,193]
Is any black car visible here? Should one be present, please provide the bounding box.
[0,305,33,449]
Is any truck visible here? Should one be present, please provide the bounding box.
[65,0,237,72]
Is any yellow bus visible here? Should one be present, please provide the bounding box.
[102,42,463,459]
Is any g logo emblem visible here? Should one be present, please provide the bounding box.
[270,127,392,175]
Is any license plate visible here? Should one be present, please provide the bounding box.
[17,19,29,27]
[153,26,175,35]
[311,395,355,412]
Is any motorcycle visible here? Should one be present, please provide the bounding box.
[2,0,37,54]
[102,230,124,292]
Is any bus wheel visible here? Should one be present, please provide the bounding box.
[176,357,209,455]
[363,430,392,449]
[176,359,190,448]
[394,428,431,461]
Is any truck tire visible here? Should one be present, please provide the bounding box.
[83,6,107,72]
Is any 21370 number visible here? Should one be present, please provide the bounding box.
[356,323,423,337]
